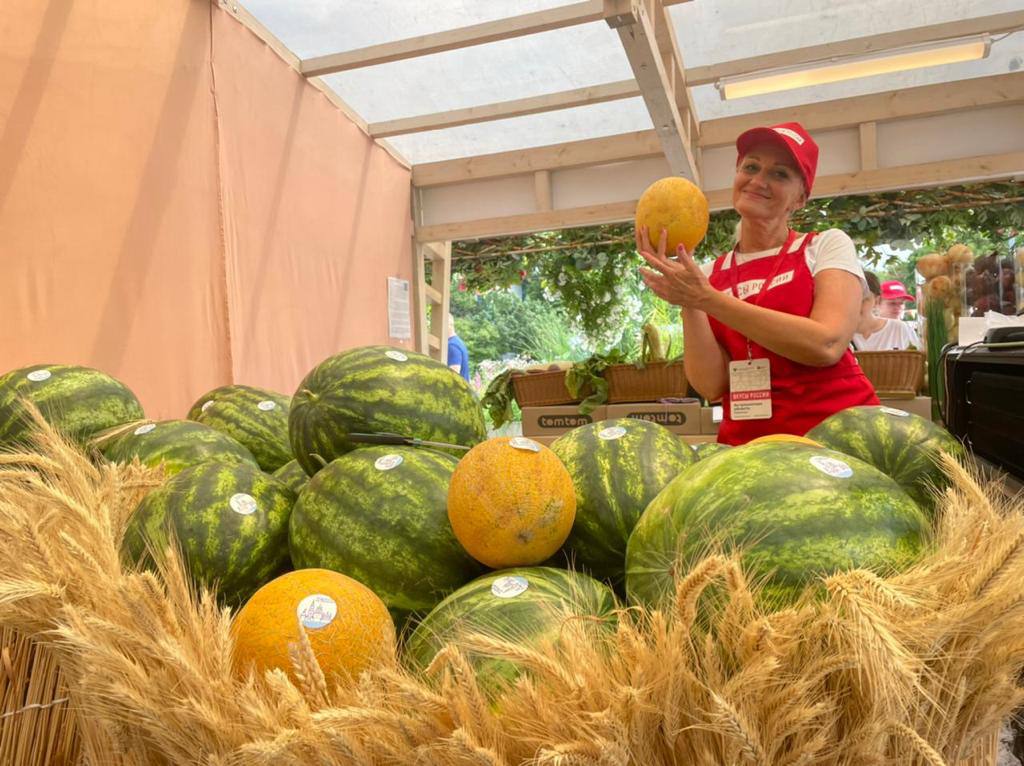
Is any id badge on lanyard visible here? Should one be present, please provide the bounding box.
[726,230,796,422]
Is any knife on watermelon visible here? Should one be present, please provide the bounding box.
[348,432,471,451]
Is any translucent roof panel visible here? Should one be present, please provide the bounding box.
[241,0,1024,163]
[320,23,633,123]
[242,0,578,59]
[669,0,1023,70]
[386,97,653,164]
[691,30,1024,121]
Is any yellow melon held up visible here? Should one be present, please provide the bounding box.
[635,176,710,255]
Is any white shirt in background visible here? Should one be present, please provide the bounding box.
[853,318,920,351]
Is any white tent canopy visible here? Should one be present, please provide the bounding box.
[238,0,1024,243]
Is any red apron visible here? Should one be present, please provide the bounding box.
[707,231,879,445]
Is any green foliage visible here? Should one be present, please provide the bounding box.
[450,180,1022,379]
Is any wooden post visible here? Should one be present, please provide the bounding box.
[414,241,452,363]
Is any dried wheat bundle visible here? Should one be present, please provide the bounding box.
[0,408,1020,765]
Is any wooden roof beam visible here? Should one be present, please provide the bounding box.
[300,0,607,77]
[368,80,639,138]
[606,0,699,182]
[686,10,1024,86]
[415,151,1024,242]
[411,72,1024,186]
[412,129,663,187]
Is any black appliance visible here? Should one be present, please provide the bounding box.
[944,343,1024,480]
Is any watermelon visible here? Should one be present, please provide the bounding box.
[188,384,291,472]
[550,419,696,583]
[404,567,616,692]
[289,446,483,616]
[0,364,144,448]
[695,442,731,460]
[185,385,236,421]
[123,459,294,604]
[271,459,308,496]
[101,419,257,476]
[289,346,486,476]
[806,405,965,511]
[626,442,929,609]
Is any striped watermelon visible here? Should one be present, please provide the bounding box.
[289,346,486,476]
[101,419,257,476]
[626,442,928,609]
[271,459,308,496]
[189,384,291,472]
[0,364,144,448]
[404,567,616,692]
[806,405,965,511]
[695,442,731,460]
[550,419,696,583]
[289,446,483,616]
[123,460,294,604]
[185,385,236,421]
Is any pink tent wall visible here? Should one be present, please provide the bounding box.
[0,0,414,418]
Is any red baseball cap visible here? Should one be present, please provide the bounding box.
[736,121,818,195]
[880,280,915,302]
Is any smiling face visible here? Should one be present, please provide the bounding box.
[732,142,807,224]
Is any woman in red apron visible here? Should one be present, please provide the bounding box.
[637,121,878,445]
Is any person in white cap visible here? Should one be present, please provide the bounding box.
[636,122,878,445]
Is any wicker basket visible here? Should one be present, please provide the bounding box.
[0,627,80,766]
[855,350,926,398]
[606,361,687,403]
[511,369,589,407]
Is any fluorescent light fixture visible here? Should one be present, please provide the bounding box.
[717,34,991,100]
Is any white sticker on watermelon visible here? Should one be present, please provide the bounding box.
[508,437,541,453]
[491,576,529,599]
[598,426,627,441]
[809,455,853,479]
[134,423,157,436]
[374,454,404,471]
[297,594,337,630]
[257,400,277,412]
[229,493,258,516]
[201,400,215,413]
[26,370,52,382]
[879,406,910,418]
[385,350,408,362]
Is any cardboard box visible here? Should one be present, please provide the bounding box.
[605,402,700,435]
[682,434,718,447]
[878,396,933,420]
[527,435,560,448]
[520,405,607,437]
[700,405,723,434]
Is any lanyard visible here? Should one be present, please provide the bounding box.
[727,229,798,307]
[727,229,798,359]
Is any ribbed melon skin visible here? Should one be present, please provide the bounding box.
[189,384,292,472]
[123,460,294,605]
[0,364,144,448]
[289,446,483,615]
[550,419,696,583]
[404,567,616,691]
[101,419,257,477]
[806,405,965,511]
[288,346,486,476]
[626,442,929,610]
[271,459,308,496]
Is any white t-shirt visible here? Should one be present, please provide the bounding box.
[852,319,920,351]
[701,230,866,295]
